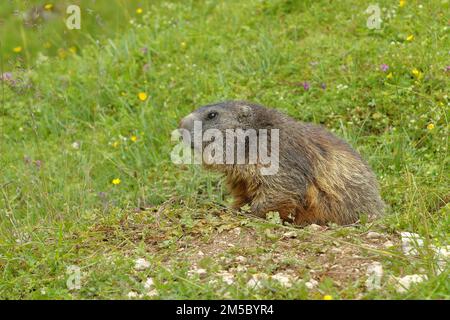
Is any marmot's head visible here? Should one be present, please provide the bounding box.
[179,101,258,135]
[177,101,281,173]
[178,101,267,166]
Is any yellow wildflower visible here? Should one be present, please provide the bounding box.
[386,72,393,79]
[406,34,414,41]
[136,8,143,14]
[69,46,77,54]
[112,178,121,185]
[131,135,138,142]
[138,92,148,101]
[427,123,435,131]
[323,295,333,300]
[57,48,67,59]
[399,0,406,7]
[412,68,423,79]
[181,42,187,48]
[44,4,53,10]
[112,141,120,148]
[13,46,22,53]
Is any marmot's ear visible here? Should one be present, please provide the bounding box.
[237,105,252,122]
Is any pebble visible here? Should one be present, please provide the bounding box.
[330,247,342,254]
[282,231,297,238]
[143,277,154,290]
[188,268,207,277]
[307,224,323,232]
[366,231,383,239]
[365,262,383,291]
[272,273,294,288]
[383,240,395,248]
[146,289,159,297]
[218,271,235,285]
[432,245,450,275]
[127,291,141,299]
[246,273,268,289]
[305,278,318,289]
[134,258,150,271]
[394,274,428,293]
[401,232,424,256]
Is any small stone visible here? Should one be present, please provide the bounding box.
[272,273,294,288]
[134,258,150,271]
[71,141,80,149]
[330,247,342,254]
[232,227,241,235]
[143,277,154,290]
[307,224,323,232]
[365,262,383,291]
[146,289,158,297]
[366,231,382,239]
[234,265,247,272]
[218,271,234,285]
[394,274,428,293]
[401,232,424,256]
[247,273,268,289]
[188,268,207,277]
[282,231,297,238]
[127,291,140,299]
[305,278,318,289]
[222,292,232,299]
[432,245,450,275]
[383,240,395,248]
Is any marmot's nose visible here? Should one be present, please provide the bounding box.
[179,114,194,130]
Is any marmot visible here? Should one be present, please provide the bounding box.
[179,101,385,225]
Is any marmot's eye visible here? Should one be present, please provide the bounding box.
[207,112,218,120]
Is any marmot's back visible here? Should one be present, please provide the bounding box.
[276,121,385,224]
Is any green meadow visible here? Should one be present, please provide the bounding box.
[0,0,448,299]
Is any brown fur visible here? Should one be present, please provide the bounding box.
[179,101,385,225]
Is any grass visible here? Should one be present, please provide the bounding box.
[0,0,449,299]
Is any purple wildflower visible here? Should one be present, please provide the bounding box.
[302,81,310,91]
[380,64,389,72]
[445,66,450,72]
[34,160,42,169]
[1,72,13,81]
[1,72,17,87]
[320,83,327,89]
